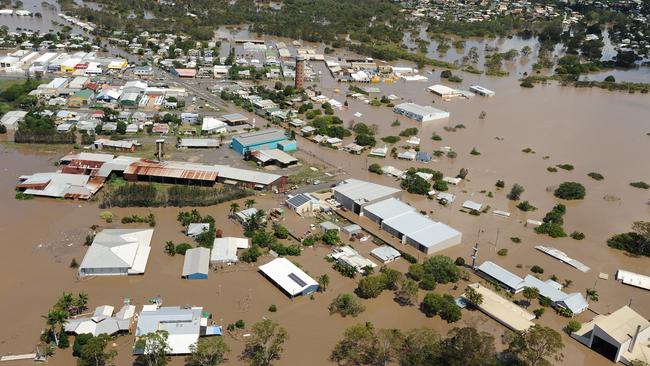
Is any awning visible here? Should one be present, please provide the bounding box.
[223,179,238,185]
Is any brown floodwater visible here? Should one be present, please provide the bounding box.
[1,61,649,366]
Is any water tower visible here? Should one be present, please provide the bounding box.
[155,139,165,161]
[294,56,305,90]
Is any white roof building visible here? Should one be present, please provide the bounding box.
[332,178,401,214]
[393,102,450,122]
[134,306,213,355]
[65,305,135,336]
[370,245,401,263]
[362,197,462,255]
[182,247,210,279]
[187,223,210,237]
[463,283,535,332]
[201,117,228,134]
[79,229,154,276]
[0,110,27,129]
[330,246,377,271]
[210,237,249,264]
[258,258,319,297]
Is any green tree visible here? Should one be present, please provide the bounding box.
[421,292,445,317]
[135,330,171,366]
[42,308,68,345]
[504,325,564,366]
[329,293,366,317]
[186,337,230,366]
[554,182,586,200]
[357,275,386,299]
[508,183,525,200]
[464,285,483,307]
[116,120,127,134]
[368,163,382,174]
[330,322,378,366]
[241,319,288,366]
[421,255,460,284]
[77,334,117,366]
[245,199,256,209]
[395,278,419,306]
[398,328,441,366]
[586,288,599,302]
[440,327,498,366]
[229,202,240,217]
[322,230,341,245]
[317,274,330,292]
[522,287,540,307]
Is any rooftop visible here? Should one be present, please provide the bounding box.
[332,178,400,205]
[233,128,287,146]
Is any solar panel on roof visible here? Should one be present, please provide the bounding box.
[288,273,307,287]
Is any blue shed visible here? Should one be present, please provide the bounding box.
[231,129,296,155]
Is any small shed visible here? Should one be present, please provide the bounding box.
[182,247,210,280]
[342,224,362,236]
[320,221,340,232]
[371,245,401,263]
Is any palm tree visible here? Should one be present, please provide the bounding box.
[586,288,599,302]
[57,292,74,313]
[245,199,256,209]
[75,292,89,314]
[245,210,266,232]
[43,309,68,345]
[229,202,240,218]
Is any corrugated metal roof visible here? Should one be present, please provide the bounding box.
[233,128,286,146]
[332,178,400,204]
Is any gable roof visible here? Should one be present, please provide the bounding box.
[79,229,154,275]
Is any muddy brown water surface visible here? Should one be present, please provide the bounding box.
[1,70,650,365]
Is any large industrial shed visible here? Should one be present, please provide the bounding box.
[362,197,462,255]
[230,129,296,155]
[332,179,401,214]
[258,258,319,297]
[182,247,210,279]
[78,229,153,276]
[362,197,414,225]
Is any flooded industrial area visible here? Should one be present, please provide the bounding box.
[0,62,649,365]
[1,1,650,363]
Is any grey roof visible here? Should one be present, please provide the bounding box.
[342,224,362,234]
[371,245,401,261]
[383,211,436,236]
[362,197,414,221]
[320,221,340,231]
[233,128,286,146]
[182,247,210,278]
[406,221,461,249]
[332,179,400,205]
[135,306,203,354]
[477,261,526,291]
[256,149,297,164]
[222,113,248,122]
[179,138,220,148]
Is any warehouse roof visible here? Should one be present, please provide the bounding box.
[477,261,526,292]
[383,211,436,236]
[233,128,287,146]
[258,258,318,296]
[362,197,414,222]
[222,113,248,123]
[588,306,649,343]
[182,247,210,278]
[406,222,461,250]
[179,138,220,148]
[332,178,400,205]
